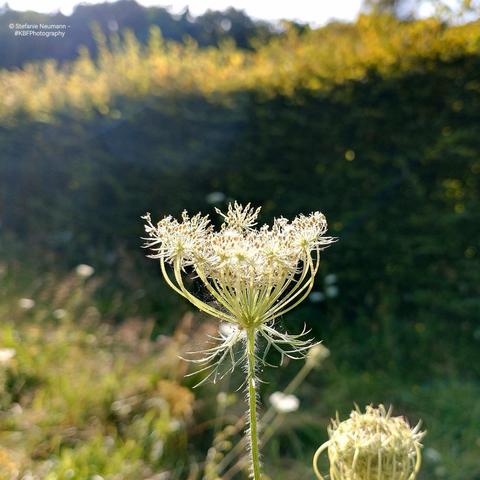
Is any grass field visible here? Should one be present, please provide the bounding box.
[0,258,479,479]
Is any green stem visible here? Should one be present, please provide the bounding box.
[217,357,316,475]
[246,327,261,480]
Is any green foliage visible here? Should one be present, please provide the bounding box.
[0,261,478,478]
[2,16,479,377]
[0,264,197,479]
[0,13,479,479]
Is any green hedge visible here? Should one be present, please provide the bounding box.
[1,16,479,379]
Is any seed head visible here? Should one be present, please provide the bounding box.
[327,405,425,480]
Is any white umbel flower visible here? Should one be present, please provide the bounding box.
[75,264,95,278]
[143,202,334,324]
[0,348,16,364]
[143,202,335,384]
[18,298,35,310]
[269,391,300,413]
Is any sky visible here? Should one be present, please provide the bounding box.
[5,0,365,25]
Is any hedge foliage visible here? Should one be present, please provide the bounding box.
[1,15,479,378]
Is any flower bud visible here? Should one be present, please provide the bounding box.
[314,405,425,480]
[306,343,330,368]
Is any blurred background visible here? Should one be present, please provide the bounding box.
[0,0,479,478]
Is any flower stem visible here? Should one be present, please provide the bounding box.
[246,327,261,479]
[217,356,317,476]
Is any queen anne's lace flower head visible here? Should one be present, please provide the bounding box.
[142,202,335,384]
[324,405,425,480]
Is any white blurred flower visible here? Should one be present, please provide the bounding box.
[325,285,339,298]
[206,191,226,204]
[53,309,67,319]
[269,391,300,413]
[309,291,325,303]
[75,264,94,278]
[425,447,442,463]
[0,348,16,364]
[324,273,337,285]
[18,298,35,310]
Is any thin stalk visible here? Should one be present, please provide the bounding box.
[246,327,261,480]
[217,357,316,475]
